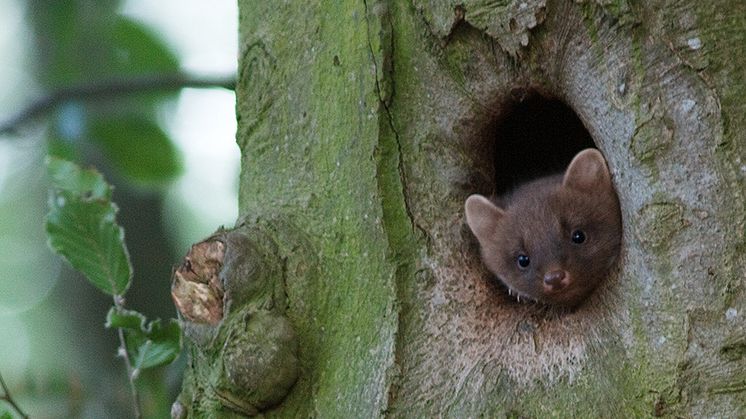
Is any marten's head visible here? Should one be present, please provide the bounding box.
[465,149,622,307]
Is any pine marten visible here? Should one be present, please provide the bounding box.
[465,149,622,307]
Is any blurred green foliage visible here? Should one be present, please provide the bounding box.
[88,117,181,185]
[28,0,183,183]
[0,0,222,417]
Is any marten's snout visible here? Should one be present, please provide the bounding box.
[543,270,569,292]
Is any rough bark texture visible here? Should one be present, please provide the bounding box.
[176,0,745,417]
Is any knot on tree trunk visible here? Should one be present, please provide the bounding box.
[171,225,301,416]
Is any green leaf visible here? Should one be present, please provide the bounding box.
[110,16,179,76]
[28,6,178,84]
[46,156,111,200]
[106,307,182,370]
[105,306,146,330]
[0,409,13,419]
[46,158,132,295]
[88,117,182,184]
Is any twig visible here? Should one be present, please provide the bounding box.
[117,328,142,419]
[0,73,236,135]
[0,370,29,419]
[113,295,142,419]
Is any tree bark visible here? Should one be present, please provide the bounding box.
[175,0,746,417]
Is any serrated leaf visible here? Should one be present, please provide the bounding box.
[106,307,182,370]
[130,319,181,370]
[88,117,182,184]
[106,306,146,330]
[46,158,132,295]
[46,156,111,200]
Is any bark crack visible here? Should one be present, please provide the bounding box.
[363,0,429,241]
[361,1,426,415]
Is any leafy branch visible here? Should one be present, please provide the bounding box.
[0,73,235,135]
[0,370,28,419]
[45,157,181,418]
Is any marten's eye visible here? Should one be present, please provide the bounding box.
[571,230,586,244]
[517,254,530,268]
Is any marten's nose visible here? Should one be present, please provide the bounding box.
[543,270,567,291]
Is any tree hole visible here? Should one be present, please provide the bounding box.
[492,91,595,194]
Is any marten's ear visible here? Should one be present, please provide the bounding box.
[563,148,612,191]
[465,195,505,243]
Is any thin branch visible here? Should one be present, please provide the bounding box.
[0,370,29,419]
[117,328,142,419]
[0,73,236,135]
[113,295,142,419]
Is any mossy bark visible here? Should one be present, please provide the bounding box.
[183,0,745,417]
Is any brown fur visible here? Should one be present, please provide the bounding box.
[465,149,622,307]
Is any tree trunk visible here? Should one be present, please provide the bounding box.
[174,0,746,417]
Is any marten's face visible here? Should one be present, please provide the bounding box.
[479,183,621,307]
[465,149,622,308]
